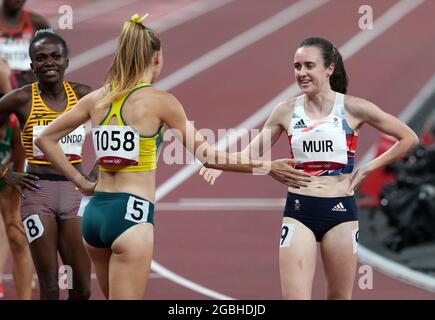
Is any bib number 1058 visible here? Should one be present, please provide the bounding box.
[92,126,140,165]
[94,129,135,152]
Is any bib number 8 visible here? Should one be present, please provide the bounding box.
[23,214,44,244]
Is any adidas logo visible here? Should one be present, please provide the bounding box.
[332,202,347,212]
[293,119,307,129]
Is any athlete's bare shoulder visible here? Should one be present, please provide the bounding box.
[0,84,33,122]
[83,86,106,105]
[344,94,377,119]
[276,97,297,114]
[132,86,180,109]
[69,82,92,99]
[8,84,32,105]
[267,97,297,126]
[134,86,170,98]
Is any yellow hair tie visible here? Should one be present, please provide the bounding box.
[0,166,8,180]
[129,13,149,25]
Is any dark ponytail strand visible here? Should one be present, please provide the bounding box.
[329,47,348,94]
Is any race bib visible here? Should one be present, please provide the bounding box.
[352,228,359,254]
[0,35,32,71]
[23,214,44,244]
[92,126,139,166]
[33,125,85,161]
[292,130,347,168]
[124,196,150,224]
[280,223,295,248]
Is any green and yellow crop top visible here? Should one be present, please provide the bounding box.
[93,82,163,172]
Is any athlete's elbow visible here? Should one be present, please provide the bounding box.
[408,131,420,149]
[34,136,45,151]
[401,131,419,155]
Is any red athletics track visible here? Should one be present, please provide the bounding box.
[2,0,435,300]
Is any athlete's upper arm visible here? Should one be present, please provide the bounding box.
[159,93,188,131]
[0,89,28,123]
[73,83,93,99]
[159,93,209,155]
[0,59,12,94]
[346,96,418,141]
[264,101,291,137]
[240,101,290,158]
[39,90,96,141]
[11,121,25,172]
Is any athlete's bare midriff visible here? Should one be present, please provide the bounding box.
[288,173,353,198]
[96,170,157,203]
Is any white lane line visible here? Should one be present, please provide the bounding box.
[358,67,435,162]
[359,247,435,293]
[66,0,236,74]
[397,72,435,124]
[358,70,435,292]
[48,0,141,29]
[150,261,234,300]
[158,198,286,211]
[340,0,425,59]
[157,0,329,90]
[152,0,426,299]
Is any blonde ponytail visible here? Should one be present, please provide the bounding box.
[97,14,161,108]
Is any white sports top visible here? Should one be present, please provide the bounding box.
[0,10,33,71]
[287,93,358,176]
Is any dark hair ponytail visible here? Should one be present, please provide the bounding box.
[298,37,348,94]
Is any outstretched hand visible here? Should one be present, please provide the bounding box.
[3,170,39,198]
[268,159,311,188]
[200,159,312,188]
[199,166,223,185]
